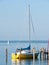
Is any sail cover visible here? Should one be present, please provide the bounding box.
[17,45,31,50]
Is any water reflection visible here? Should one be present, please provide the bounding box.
[11,59,49,65]
[48,60,49,65]
[12,59,33,65]
[38,59,48,65]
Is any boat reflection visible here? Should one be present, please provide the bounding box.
[48,60,49,65]
[12,59,33,65]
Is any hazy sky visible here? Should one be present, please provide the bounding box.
[0,0,49,40]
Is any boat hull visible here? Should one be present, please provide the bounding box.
[12,53,39,61]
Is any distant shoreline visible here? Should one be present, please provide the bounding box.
[0,40,48,43]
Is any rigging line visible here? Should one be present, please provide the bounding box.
[28,4,36,40]
[30,14,36,36]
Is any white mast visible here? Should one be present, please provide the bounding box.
[29,5,30,45]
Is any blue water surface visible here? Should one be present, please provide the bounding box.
[0,43,48,65]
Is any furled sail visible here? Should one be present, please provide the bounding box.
[17,45,31,51]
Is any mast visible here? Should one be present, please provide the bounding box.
[28,5,35,47]
[29,5,30,45]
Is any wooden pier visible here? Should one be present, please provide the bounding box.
[40,48,49,60]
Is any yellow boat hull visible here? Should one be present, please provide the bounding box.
[12,53,38,61]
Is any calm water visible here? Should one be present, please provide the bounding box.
[0,43,48,65]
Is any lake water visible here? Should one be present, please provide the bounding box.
[0,43,48,65]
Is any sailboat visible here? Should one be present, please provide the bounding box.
[12,5,39,60]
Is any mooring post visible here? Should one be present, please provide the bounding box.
[44,48,46,60]
[40,48,46,60]
[40,51,41,60]
[6,48,8,65]
[32,48,35,60]
[48,50,49,60]
[47,50,48,60]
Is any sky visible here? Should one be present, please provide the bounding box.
[0,0,49,40]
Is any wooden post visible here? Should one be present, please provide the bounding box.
[6,48,8,65]
[44,48,46,60]
[40,48,46,60]
[40,51,41,60]
[48,50,49,60]
[32,48,35,60]
[33,51,35,60]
